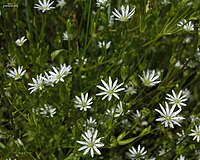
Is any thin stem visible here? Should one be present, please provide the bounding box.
[83,0,92,57]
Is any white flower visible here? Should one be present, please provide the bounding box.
[138,69,161,87]
[158,147,170,156]
[56,0,66,8]
[190,115,200,123]
[75,93,93,111]
[132,110,145,120]
[146,157,156,160]
[112,5,136,22]
[166,90,188,109]
[98,41,111,50]
[177,130,185,144]
[177,19,194,31]
[15,138,23,146]
[106,108,115,117]
[15,36,27,46]
[115,101,124,117]
[189,125,200,142]
[40,104,56,117]
[7,66,26,80]
[108,15,114,26]
[161,0,171,4]
[106,101,124,117]
[96,0,109,9]
[83,117,97,131]
[75,57,87,65]
[32,108,39,115]
[62,31,73,41]
[155,102,185,128]
[177,155,185,160]
[182,88,191,99]
[43,72,54,86]
[77,129,104,158]
[128,145,147,160]
[96,76,125,101]
[125,84,137,95]
[175,60,182,68]
[49,64,72,83]
[34,0,55,13]
[28,74,44,94]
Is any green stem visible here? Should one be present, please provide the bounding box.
[83,0,92,57]
[0,80,15,132]
[40,14,47,41]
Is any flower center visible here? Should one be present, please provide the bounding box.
[37,83,43,90]
[15,73,21,79]
[165,116,171,120]
[197,132,200,136]
[120,16,128,21]
[174,99,180,104]
[135,153,142,159]
[82,102,87,107]
[144,79,151,86]
[88,142,94,148]
[108,90,114,94]
[57,74,62,80]
[43,6,48,11]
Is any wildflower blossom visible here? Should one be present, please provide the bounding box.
[115,101,124,117]
[98,41,111,50]
[96,76,125,101]
[7,66,26,80]
[125,84,137,95]
[40,104,56,118]
[112,5,136,22]
[75,57,87,66]
[177,19,194,31]
[176,130,185,144]
[138,69,161,87]
[175,60,182,68]
[161,0,171,5]
[74,93,93,111]
[56,0,66,8]
[43,72,54,86]
[190,115,200,123]
[83,117,97,131]
[28,74,44,94]
[106,102,124,117]
[132,110,145,120]
[106,108,115,117]
[96,0,109,9]
[32,108,39,115]
[189,125,200,142]
[166,90,188,109]
[15,36,27,46]
[49,64,72,83]
[177,155,185,160]
[108,15,114,26]
[62,31,73,41]
[128,145,147,160]
[146,157,156,160]
[34,0,55,13]
[158,146,171,156]
[15,138,23,146]
[182,88,191,98]
[155,102,185,128]
[77,129,104,158]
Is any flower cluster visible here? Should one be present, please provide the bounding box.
[2,0,200,159]
[28,63,71,94]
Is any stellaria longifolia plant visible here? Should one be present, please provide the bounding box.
[0,0,200,159]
